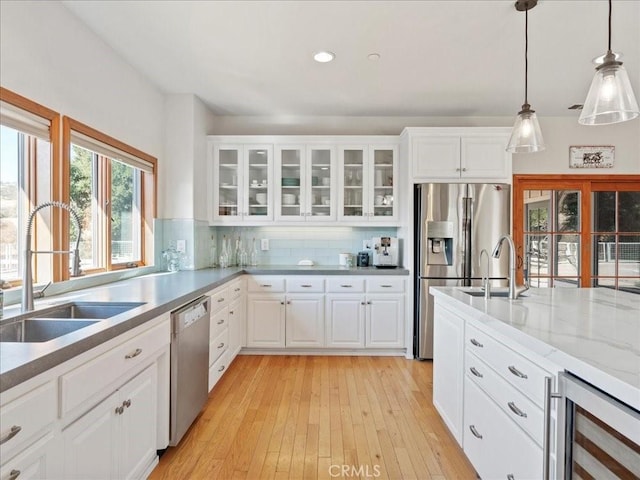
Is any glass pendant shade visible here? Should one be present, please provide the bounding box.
[579,60,640,125]
[507,106,545,153]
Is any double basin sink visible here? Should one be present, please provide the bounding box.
[0,302,144,343]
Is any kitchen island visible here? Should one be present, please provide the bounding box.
[430,286,640,480]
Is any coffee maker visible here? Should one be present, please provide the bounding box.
[372,237,398,268]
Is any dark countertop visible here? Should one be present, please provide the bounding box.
[0,266,409,392]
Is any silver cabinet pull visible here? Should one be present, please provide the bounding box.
[360,301,366,305]
[229,310,234,315]
[455,167,461,172]
[234,288,241,292]
[340,284,352,288]
[366,301,372,305]
[507,475,515,480]
[217,319,225,325]
[469,425,482,439]
[280,301,285,305]
[380,285,392,288]
[469,338,483,348]
[125,348,142,359]
[543,376,561,480]
[287,300,291,305]
[469,367,483,378]
[0,425,22,445]
[508,365,528,379]
[123,399,131,408]
[218,342,225,349]
[301,284,312,288]
[218,365,226,372]
[8,470,20,480]
[507,401,527,418]
[261,284,272,287]
[217,297,225,303]
[462,167,467,172]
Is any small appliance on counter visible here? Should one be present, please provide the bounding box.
[356,251,370,267]
[372,237,398,268]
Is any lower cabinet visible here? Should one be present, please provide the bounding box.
[62,364,158,480]
[366,295,404,348]
[432,303,464,445]
[246,295,286,347]
[0,433,57,480]
[228,296,246,357]
[285,294,325,347]
[325,295,365,348]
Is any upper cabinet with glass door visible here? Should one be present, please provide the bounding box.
[212,144,273,224]
[275,145,336,222]
[338,145,398,223]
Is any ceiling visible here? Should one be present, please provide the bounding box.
[62,0,640,118]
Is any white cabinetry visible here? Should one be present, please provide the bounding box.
[62,364,157,480]
[246,295,286,347]
[338,145,398,223]
[325,295,366,348]
[432,303,465,445]
[406,128,511,181]
[275,145,336,222]
[211,144,273,223]
[285,295,325,347]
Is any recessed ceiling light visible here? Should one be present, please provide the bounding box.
[313,51,335,63]
[367,53,381,61]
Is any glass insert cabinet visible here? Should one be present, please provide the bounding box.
[210,139,398,225]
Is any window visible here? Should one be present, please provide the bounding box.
[514,175,640,293]
[0,87,59,286]
[64,117,155,274]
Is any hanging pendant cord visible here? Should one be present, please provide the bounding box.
[607,0,612,52]
[524,6,529,106]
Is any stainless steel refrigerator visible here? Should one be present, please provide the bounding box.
[414,183,511,359]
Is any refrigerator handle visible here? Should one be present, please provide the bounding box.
[461,197,472,284]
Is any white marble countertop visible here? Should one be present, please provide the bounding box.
[430,287,640,411]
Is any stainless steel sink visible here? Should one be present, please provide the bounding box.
[37,301,144,319]
[0,319,99,343]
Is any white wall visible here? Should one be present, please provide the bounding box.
[210,114,640,174]
[194,97,217,222]
[0,1,165,160]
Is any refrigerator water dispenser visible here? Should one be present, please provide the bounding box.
[426,221,453,265]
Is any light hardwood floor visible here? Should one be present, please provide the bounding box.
[149,355,476,480]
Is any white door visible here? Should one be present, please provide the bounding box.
[246,295,285,347]
[285,295,325,347]
[228,296,246,357]
[460,136,510,179]
[411,136,461,179]
[338,146,366,222]
[325,295,365,348]
[307,146,336,222]
[0,434,56,480]
[368,145,398,223]
[119,365,157,480]
[213,144,243,222]
[243,145,273,221]
[275,145,305,222]
[365,295,404,348]
[63,390,119,479]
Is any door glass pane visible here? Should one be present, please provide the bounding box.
[592,277,616,288]
[593,234,616,277]
[343,149,363,217]
[554,234,579,277]
[218,149,239,217]
[592,191,616,232]
[618,234,640,292]
[70,145,97,269]
[280,149,301,218]
[526,234,550,278]
[111,159,140,264]
[524,190,550,232]
[247,148,268,217]
[372,149,393,218]
[309,148,331,217]
[618,192,640,232]
[556,191,580,232]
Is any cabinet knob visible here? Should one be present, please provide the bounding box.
[218,297,225,303]
[461,167,467,172]
[280,301,285,305]
[361,301,366,305]
[218,365,226,372]
[507,365,528,379]
[8,470,20,480]
[286,300,291,305]
[218,342,225,349]
[455,167,461,172]
[366,301,372,305]
[229,310,234,315]
[0,425,22,445]
[125,348,142,359]
[507,475,515,480]
[217,319,225,325]
[469,425,483,439]
[123,399,131,409]
[340,284,353,288]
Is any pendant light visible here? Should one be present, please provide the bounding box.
[507,0,545,153]
[579,0,639,125]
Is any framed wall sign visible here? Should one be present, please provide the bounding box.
[569,146,614,168]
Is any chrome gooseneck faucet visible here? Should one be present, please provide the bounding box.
[22,201,83,312]
[492,234,529,300]
[479,249,491,299]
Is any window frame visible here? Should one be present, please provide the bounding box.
[0,87,60,286]
[62,116,156,278]
[514,174,640,289]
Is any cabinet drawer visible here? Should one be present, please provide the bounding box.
[286,277,324,293]
[463,377,543,480]
[210,306,228,339]
[247,276,285,293]
[465,349,544,445]
[209,328,229,366]
[465,322,550,405]
[61,319,170,417]
[366,277,404,293]
[0,431,54,479]
[0,381,56,463]
[208,350,230,391]
[210,287,230,310]
[326,278,365,293]
[228,278,245,299]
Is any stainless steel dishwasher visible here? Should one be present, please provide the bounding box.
[170,295,210,446]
